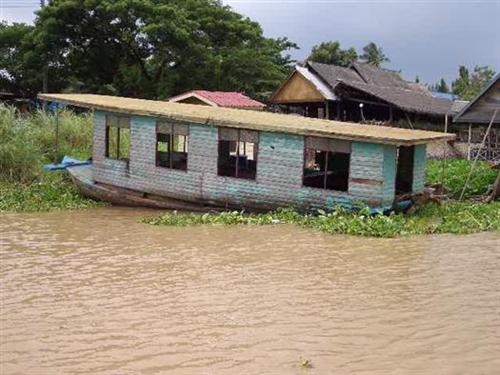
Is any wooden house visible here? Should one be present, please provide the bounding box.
[39,94,454,212]
[270,61,454,124]
[454,74,500,162]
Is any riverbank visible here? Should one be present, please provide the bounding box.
[1,106,499,237]
[0,105,102,212]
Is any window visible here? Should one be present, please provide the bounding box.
[106,115,130,161]
[156,122,189,170]
[218,128,258,180]
[303,137,351,191]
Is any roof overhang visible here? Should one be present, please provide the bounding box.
[454,73,500,124]
[295,66,337,101]
[38,93,455,146]
[270,65,337,104]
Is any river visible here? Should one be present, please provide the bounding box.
[1,207,499,374]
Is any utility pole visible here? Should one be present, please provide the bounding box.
[41,0,48,96]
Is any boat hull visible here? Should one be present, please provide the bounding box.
[67,165,209,211]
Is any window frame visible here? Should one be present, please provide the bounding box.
[217,127,259,180]
[302,137,351,192]
[155,121,189,171]
[105,115,130,162]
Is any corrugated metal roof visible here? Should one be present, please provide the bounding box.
[39,93,455,145]
[169,90,265,108]
[454,73,500,124]
[306,61,453,116]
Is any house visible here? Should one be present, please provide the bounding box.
[270,61,455,124]
[454,73,500,162]
[38,94,454,211]
[168,90,265,110]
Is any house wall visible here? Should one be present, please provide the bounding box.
[412,144,426,194]
[92,111,413,210]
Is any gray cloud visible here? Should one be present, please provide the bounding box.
[224,0,500,85]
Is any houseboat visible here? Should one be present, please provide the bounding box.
[39,94,454,212]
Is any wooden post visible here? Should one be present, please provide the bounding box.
[389,105,393,123]
[460,109,498,201]
[404,112,414,129]
[325,100,330,120]
[54,106,59,161]
[440,114,449,193]
[336,101,341,121]
[467,123,472,160]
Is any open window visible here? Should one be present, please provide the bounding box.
[156,122,189,170]
[106,115,130,161]
[395,146,414,194]
[218,128,258,180]
[303,137,351,191]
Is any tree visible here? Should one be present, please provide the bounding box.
[452,65,496,100]
[0,22,37,96]
[1,0,297,99]
[307,41,357,67]
[430,78,450,93]
[415,76,420,83]
[360,42,389,67]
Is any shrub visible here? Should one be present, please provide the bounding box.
[425,159,497,198]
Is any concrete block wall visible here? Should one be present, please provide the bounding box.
[92,111,407,210]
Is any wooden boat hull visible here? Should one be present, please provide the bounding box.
[67,164,208,211]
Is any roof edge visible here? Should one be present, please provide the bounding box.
[453,73,500,123]
[38,93,456,146]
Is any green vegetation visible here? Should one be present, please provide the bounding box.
[0,105,102,212]
[0,172,104,213]
[425,159,498,198]
[0,0,297,100]
[142,203,500,238]
[307,41,388,67]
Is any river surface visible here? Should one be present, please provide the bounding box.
[1,207,499,375]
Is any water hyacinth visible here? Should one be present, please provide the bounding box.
[141,203,500,238]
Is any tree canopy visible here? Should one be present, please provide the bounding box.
[307,41,389,68]
[430,78,450,93]
[307,41,357,67]
[451,65,495,100]
[0,0,297,99]
[359,42,389,67]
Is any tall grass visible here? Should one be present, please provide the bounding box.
[0,104,93,183]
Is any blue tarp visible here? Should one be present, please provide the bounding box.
[430,92,459,101]
[43,156,91,171]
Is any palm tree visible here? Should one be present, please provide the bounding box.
[360,42,390,67]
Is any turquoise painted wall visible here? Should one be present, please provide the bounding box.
[92,112,410,210]
[412,144,426,193]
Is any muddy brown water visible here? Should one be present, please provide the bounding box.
[1,207,499,375]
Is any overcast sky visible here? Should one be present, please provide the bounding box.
[2,0,499,85]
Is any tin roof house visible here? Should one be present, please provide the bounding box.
[270,61,456,124]
[39,93,453,212]
[168,90,265,110]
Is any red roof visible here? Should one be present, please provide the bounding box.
[169,90,265,108]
